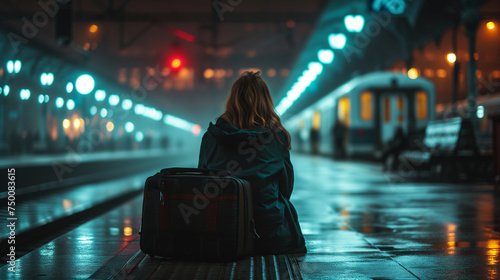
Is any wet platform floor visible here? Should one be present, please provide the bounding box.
[1,153,499,279]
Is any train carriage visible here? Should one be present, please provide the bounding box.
[285,71,436,158]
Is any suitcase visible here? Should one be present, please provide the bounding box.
[140,168,257,261]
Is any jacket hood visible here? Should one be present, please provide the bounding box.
[207,118,273,146]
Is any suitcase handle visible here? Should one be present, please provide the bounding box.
[161,168,231,177]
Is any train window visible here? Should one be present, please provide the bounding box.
[416,91,428,121]
[312,111,321,130]
[338,97,350,125]
[360,91,372,121]
[383,97,391,122]
[397,97,404,122]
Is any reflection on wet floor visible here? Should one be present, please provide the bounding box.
[292,153,499,279]
[1,153,498,279]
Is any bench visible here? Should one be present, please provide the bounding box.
[398,117,480,180]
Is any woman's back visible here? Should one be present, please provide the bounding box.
[198,71,306,255]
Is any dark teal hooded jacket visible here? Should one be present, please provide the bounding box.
[198,118,306,255]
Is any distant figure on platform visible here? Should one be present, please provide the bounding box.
[332,121,346,159]
[382,126,407,171]
[310,128,319,154]
[198,71,306,255]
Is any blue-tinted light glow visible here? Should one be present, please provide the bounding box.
[55,97,64,108]
[3,85,9,96]
[100,108,108,118]
[134,104,162,121]
[75,74,95,95]
[163,114,196,132]
[135,131,144,142]
[6,61,14,74]
[344,15,365,32]
[328,33,346,49]
[44,95,49,103]
[308,62,323,75]
[134,104,145,115]
[477,105,485,119]
[38,94,44,104]
[20,89,30,100]
[46,73,54,85]
[109,94,120,106]
[66,82,74,93]
[90,106,97,116]
[40,73,47,85]
[14,60,21,73]
[317,49,334,64]
[122,99,133,110]
[95,90,106,101]
[66,99,75,110]
[125,122,135,133]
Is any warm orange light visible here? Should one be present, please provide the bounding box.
[203,69,214,79]
[171,58,181,69]
[124,227,132,236]
[447,53,456,63]
[267,68,276,77]
[73,118,81,129]
[63,119,70,129]
[437,69,447,78]
[408,68,419,79]
[63,199,72,210]
[89,24,98,33]
[486,21,495,30]
[106,121,114,132]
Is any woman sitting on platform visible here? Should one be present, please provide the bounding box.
[198,71,307,255]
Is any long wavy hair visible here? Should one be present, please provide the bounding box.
[220,71,291,149]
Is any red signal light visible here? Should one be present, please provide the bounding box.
[171,58,182,69]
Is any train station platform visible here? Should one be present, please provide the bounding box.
[1,153,499,279]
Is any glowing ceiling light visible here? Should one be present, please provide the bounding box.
[100,108,108,118]
[328,33,346,49]
[344,15,365,32]
[66,99,75,110]
[14,60,21,73]
[44,94,49,103]
[486,21,495,30]
[40,73,47,85]
[308,62,323,75]
[3,85,10,96]
[55,97,64,108]
[66,82,74,93]
[95,89,106,101]
[6,61,14,74]
[75,74,95,95]
[108,94,120,106]
[46,73,54,85]
[20,89,30,100]
[125,122,135,133]
[317,49,334,64]
[122,99,133,110]
[38,94,45,104]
